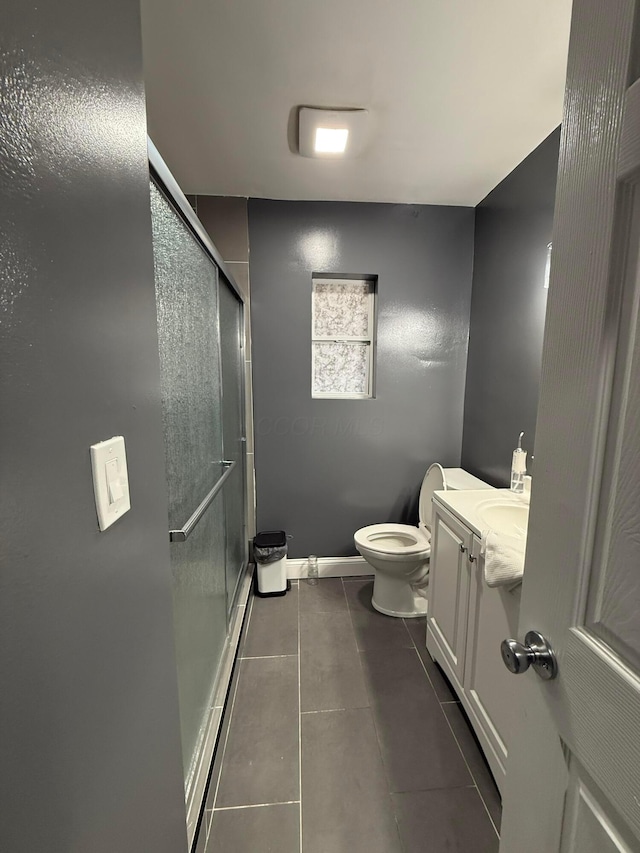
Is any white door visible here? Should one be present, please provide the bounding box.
[500,1,640,850]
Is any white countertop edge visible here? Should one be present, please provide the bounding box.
[433,488,529,538]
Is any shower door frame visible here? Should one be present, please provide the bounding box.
[148,138,250,850]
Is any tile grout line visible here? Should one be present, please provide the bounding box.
[214,800,300,812]
[389,783,478,795]
[212,583,301,832]
[210,592,256,820]
[402,618,501,838]
[303,582,499,847]
[239,653,298,660]
[297,579,303,853]
[437,688,501,838]
[341,575,361,649]
[341,578,407,852]
[401,617,502,844]
[401,618,441,698]
[301,707,368,715]
[340,575,366,658]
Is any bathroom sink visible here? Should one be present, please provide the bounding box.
[476,500,529,537]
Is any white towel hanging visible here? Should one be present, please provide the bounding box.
[481,529,526,587]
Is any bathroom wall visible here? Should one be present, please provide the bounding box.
[185,195,257,540]
[461,128,561,486]
[248,200,475,558]
[0,2,188,851]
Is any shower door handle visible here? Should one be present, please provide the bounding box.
[169,460,235,542]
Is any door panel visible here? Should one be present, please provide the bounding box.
[219,278,247,613]
[150,180,228,786]
[151,182,224,525]
[587,189,640,666]
[561,766,635,853]
[562,629,640,839]
[500,2,640,850]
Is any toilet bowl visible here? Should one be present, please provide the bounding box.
[354,465,493,618]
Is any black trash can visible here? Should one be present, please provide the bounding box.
[254,530,290,596]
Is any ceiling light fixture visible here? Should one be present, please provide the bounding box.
[298,107,368,159]
[315,127,349,154]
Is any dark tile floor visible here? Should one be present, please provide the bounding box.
[197,576,501,853]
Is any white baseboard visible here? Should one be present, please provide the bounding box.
[286,555,371,579]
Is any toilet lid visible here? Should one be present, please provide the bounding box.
[418,463,446,530]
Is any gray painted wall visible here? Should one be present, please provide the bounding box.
[1,3,187,851]
[248,200,475,558]
[461,129,561,487]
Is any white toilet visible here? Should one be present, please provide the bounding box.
[354,465,493,618]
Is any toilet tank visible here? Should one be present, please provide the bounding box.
[443,467,494,491]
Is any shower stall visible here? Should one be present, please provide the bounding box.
[148,142,249,849]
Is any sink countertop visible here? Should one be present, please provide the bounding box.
[433,488,529,538]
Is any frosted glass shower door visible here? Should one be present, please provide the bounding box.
[219,280,247,614]
[149,181,227,788]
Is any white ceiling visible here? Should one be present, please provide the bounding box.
[140,0,573,206]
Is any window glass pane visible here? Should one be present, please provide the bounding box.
[313,280,370,337]
[313,341,369,395]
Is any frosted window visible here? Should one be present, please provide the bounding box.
[313,280,371,337]
[311,277,375,398]
[313,342,370,395]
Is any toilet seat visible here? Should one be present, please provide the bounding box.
[354,523,430,558]
[355,463,445,554]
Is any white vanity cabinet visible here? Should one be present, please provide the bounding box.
[426,503,473,688]
[427,498,522,795]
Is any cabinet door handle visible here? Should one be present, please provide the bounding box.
[460,544,467,554]
[468,554,476,563]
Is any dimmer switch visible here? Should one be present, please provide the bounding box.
[90,436,131,530]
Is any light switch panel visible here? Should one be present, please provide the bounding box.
[90,436,131,531]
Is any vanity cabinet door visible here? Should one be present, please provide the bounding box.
[462,535,522,794]
[426,503,473,690]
